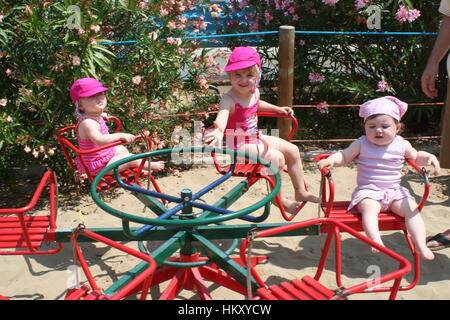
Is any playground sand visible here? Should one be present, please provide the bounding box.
[1,163,449,300]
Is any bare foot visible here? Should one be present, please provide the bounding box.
[277,198,303,215]
[369,238,385,253]
[295,190,319,203]
[416,245,435,260]
[426,230,450,250]
[150,161,165,172]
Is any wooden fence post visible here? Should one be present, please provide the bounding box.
[440,81,450,168]
[277,25,295,140]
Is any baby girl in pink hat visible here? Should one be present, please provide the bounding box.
[205,47,319,215]
[318,96,440,260]
[70,77,164,176]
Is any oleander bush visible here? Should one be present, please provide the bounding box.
[0,0,220,188]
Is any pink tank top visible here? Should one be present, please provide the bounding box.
[75,116,116,175]
[356,135,405,189]
[224,93,259,149]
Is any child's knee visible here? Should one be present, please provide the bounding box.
[272,153,285,169]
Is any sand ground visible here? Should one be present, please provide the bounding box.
[1,159,449,300]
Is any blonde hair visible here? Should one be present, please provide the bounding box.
[226,64,259,76]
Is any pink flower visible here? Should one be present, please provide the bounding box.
[377,80,392,92]
[78,28,86,35]
[239,0,248,8]
[6,115,12,122]
[89,38,97,45]
[167,37,182,46]
[395,5,421,23]
[71,55,81,66]
[299,40,306,46]
[90,25,101,33]
[308,72,325,83]
[316,101,329,114]
[167,21,177,30]
[159,6,169,16]
[196,77,209,90]
[355,0,370,10]
[24,146,31,153]
[132,75,142,85]
[0,98,6,106]
[32,149,39,158]
[138,1,146,9]
[0,14,4,22]
[322,0,339,5]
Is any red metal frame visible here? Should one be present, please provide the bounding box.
[240,217,412,300]
[56,116,163,194]
[313,153,430,293]
[0,170,62,255]
[65,227,157,300]
[211,112,307,221]
[146,252,267,300]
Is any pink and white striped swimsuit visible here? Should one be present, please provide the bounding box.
[75,116,116,176]
[348,135,411,212]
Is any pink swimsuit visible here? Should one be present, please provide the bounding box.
[224,93,260,149]
[348,135,411,212]
[75,116,116,176]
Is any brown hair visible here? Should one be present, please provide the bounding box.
[364,114,404,133]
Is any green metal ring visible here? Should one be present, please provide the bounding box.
[91,146,281,228]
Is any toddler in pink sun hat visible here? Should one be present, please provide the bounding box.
[224,46,261,72]
[205,47,319,217]
[318,96,440,260]
[70,77,164,176]
[224,46,262,93]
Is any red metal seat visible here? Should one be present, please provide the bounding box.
[256,275,337,300]
[0,170,62,255]
[240,217,412,300]
[313,153,430,293]
[211,112,307,221]
[56,116,162,193]
[64,226,156,300]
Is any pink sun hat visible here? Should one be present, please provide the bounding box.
[359,96,408,121]
[70,77,109,103]
[224,46,262,72]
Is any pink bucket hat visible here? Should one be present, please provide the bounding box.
[224,47,261,72]
[70,77,109,103]
[359,96,408,121]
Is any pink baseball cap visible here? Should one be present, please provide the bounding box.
[70,77,109,103]
[224,46,261,72]
[359,96,408,121]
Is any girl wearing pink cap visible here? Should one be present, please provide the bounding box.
[205,47,319,215]
[318,96,440,260]
[70,77,164,176]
